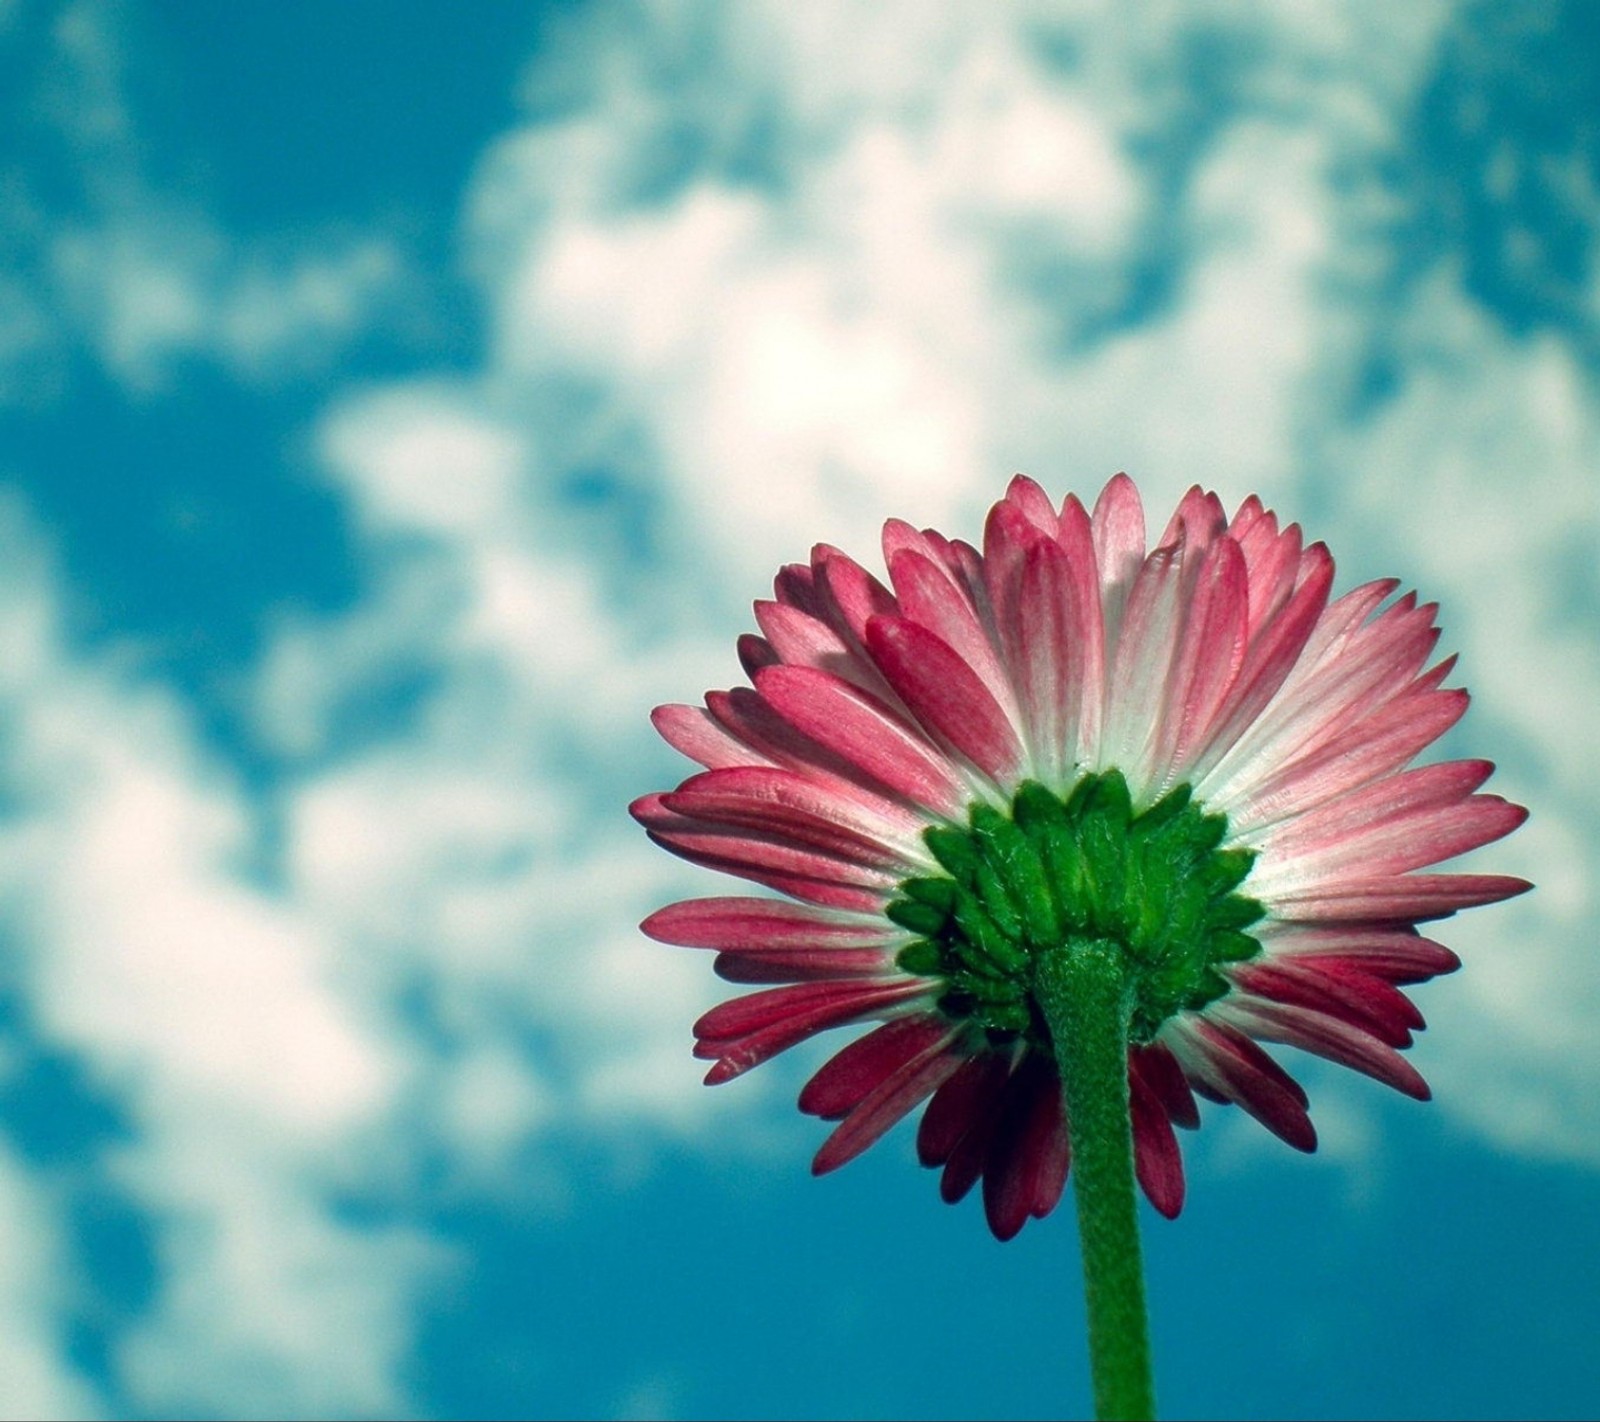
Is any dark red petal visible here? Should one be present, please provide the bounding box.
[1266,928,1461,984]
[982,1056,1069,1241]
[694,980,928,1084]
[1131,1042,1200,1130]
[696,979,906,1042]
[1180,1020,1317,1151]
[811,1040,964,1174]
[713,947,896,983]
[774,562,823,615]
[1129,1068,1186,1218]
[917,1050,1013,1166]
[936,1057,1019,1202]
[1230,959,1423,1048]
[799,1014,954,1120]
[738,633,780,678]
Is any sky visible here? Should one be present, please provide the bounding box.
[0,1,1596,1418]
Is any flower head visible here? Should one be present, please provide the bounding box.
[634,475,1528,1240]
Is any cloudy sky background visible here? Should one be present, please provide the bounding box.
[0,1,1596,1417]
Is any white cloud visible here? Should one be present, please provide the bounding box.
[0,1148,106,1420]
[51,220,407,392]
[0,510,435,1415]
[5,1,411,400]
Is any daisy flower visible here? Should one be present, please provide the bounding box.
[633,473,1527,1417]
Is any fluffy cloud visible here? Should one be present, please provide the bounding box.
[0,510,433,1415]
[287,0,1595,1170]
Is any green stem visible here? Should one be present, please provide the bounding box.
[1035,938,1156,1422]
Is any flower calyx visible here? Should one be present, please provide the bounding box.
[889,771,1265,1045]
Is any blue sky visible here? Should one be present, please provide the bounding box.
[0,1,1596,1418]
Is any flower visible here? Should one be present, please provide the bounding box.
[633,474,1529,1240]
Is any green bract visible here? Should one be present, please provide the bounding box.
[889,771,1265,1044]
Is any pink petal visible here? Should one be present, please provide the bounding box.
[644,897,901,982]
[1260,924,1461,983]
[774,562,823,616]
[1002,473,1061,535]
[635,795,898,885]
[1090,473,1147,646]
[1237,517,1305,644]
[663,766,925,868]
[1054,494,1108,762]
[759,576,921,714]
[754,665,969,817]
[1102,542,1185,785]
[633,795,893,911]
[1227,683,1470,832]
[1217,998,1431,1100]
[1268,760,1497,857]
[982,498,1052,628]
[800,1013,955,1120]
[863,616,1026,783]
[998,538,1088,784]
[651,703,772,770]
[1266,872,1532,922]
[1157,535,1249,784]
[705,689,944,831]
[813,547,900,654]
[1203,585,1439,804]
[1188,543,1336,787]
[753,599,863,680]
[1156,484,1227,562]
[706,687,844,776]
[888,548,1017,719]
[642,897,895,950]
[886,518,986,598]
[1261,793,1527,887]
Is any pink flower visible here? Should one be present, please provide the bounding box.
[634,475,1528,1240]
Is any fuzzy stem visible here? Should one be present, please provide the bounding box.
[1035,937,1156,1422]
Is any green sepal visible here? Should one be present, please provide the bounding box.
[890,769,1268,1048]
[901,876,959,912]
[896,939,945,976]
[886,897,948,936]
[1204,893,1267,931]
[924,826,982,885]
